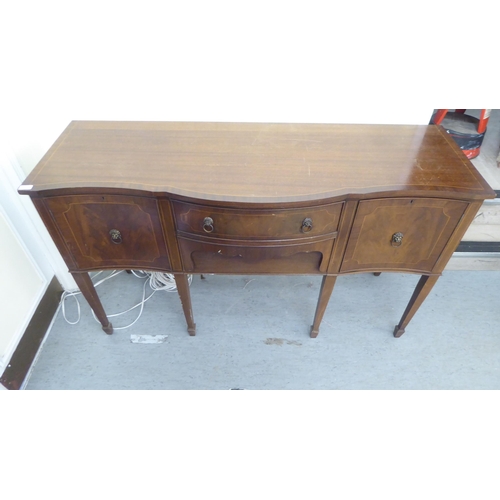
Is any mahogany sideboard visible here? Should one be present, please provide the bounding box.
[19,121,496,338]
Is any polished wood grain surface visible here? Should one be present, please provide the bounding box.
[24,121,495,202]
[340,198,468,274]
[172,201,343,240]
[45,194,171,271]
[177,236,334,274]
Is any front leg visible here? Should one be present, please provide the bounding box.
[72,272,113,334]
[310,275,337,338]
[174,274,196,336]
[394,274,439,337]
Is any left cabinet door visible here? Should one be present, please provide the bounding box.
[44,194,171,271]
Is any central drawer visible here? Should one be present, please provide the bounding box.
[172,201,344,241]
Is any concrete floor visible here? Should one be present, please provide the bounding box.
[25,270,500,389]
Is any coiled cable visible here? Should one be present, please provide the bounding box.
[60,271,192,330]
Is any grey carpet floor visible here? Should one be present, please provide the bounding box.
[25,270,500,389]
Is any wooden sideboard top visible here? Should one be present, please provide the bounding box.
[22,121,495,203]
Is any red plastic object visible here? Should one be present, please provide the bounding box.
[433,109,449,125]
[478,110,491,133]
[432,109,491,159]
[462,149,481,160]
[433,109,491,133]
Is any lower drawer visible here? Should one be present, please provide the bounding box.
[178,237,335,274]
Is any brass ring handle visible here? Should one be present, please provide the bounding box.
[301,218,313,233]
[391,232,404,247]
[109,229,123,244]
[203,217,214,233]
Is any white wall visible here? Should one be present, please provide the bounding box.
[0,150,70,375]
[0,210,45,372]
[0,147,77,290]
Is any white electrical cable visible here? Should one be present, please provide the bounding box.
[90,273,155,330]
[149,272,192,291]
[60,290,81,325]
[60,270,192,330]
[60,270,123,324]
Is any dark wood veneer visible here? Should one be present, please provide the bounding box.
[45,194,171,271]
[20,121,496,339]
[172,201,343,241]
[341,198,468,274]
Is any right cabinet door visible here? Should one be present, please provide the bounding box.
[340,198,468,274]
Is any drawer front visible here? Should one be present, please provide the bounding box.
[178,236,335,274]
[340,198,468,273]
[45,195,171,271]
[173,201,343,241]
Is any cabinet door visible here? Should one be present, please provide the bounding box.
[45,195,171,271]
[340,198,468,273]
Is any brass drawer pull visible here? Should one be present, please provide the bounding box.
[109,229,123,244]
[391,232,404,247]
[301,218,313,233]
[203,217,214,233]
